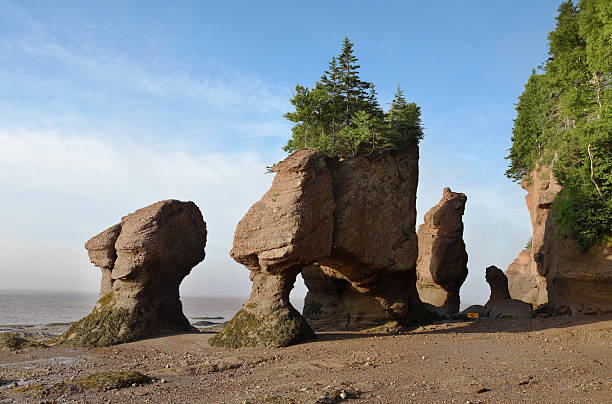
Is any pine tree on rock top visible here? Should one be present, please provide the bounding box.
[387,85,424,150]
[283,37,423,158]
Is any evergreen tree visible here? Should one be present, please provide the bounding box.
[506,0,611,251]
[283,37,423,157]
[386,85,424,148]
[337,36,373,125]
[505,71,553,181]
[320,56,343,143]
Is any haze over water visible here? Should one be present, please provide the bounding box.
[0,291,308,328]
[0,291,257,328]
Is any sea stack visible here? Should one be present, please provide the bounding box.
[209,150,330,348]
[301,147,429,331]
[416,187,468,314]
[212,147,433,348]
[57,199,207,347]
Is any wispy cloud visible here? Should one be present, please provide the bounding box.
[0,2,291,144]
[12,39,290,114]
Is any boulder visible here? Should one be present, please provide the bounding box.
[488,300,533,319]
[416,187,468,314]
[485,265,532,318]
[57,200,207,347]
[505,165,612,313]
[452,304,488,320]
[484,266,511,308]
[213,147,433,347]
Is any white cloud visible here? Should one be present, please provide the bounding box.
[0,130,275,298]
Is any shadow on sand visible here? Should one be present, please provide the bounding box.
[302,313,612,344]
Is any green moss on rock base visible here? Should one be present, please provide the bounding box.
[16,371,150,398]
[54,293,142,348]
[0,333,45,350]
[55,292,195,348]
[209,308,315,348]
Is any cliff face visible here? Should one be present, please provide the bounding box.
[506,165,612,313]
[415,187,468,314]
[213,147,432,347]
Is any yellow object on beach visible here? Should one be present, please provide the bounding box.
[467,312,479,318]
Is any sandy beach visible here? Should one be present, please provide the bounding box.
[1,314,610,403]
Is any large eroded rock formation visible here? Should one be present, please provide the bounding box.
[57,200,207,347]
[302,148,429,332]
[211,147,431,347]
[209,151,330,348]
[505,165,612,314]
[416,187,468,314]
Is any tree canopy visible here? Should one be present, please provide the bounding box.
[505,0,611,251]
[283,37,423,157]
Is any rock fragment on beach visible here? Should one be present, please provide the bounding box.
[485,265,532,318]
[416,187,468,314]
[57,199,207,347]
[212,147,433,347]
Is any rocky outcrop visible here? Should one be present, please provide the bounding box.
[212,147,432,347]
[505,165,612,313]
[484,266,511,307]
[504,164,557,307]
[505,249,547,306]
[415,187,468,314]
[58,200,207,347]
[485,265,532,318]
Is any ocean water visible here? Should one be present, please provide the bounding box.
[0,290,306,328]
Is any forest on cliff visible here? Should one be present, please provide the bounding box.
[505,0,611,251]
[283,37,423,157]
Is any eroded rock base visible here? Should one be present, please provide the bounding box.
[56,293,194,348]
[209,308,315,348]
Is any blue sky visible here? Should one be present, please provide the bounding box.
[0,1,563,304]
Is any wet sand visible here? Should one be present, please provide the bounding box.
[1,314,610,403]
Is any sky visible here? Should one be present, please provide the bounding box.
[0,0,564,305]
